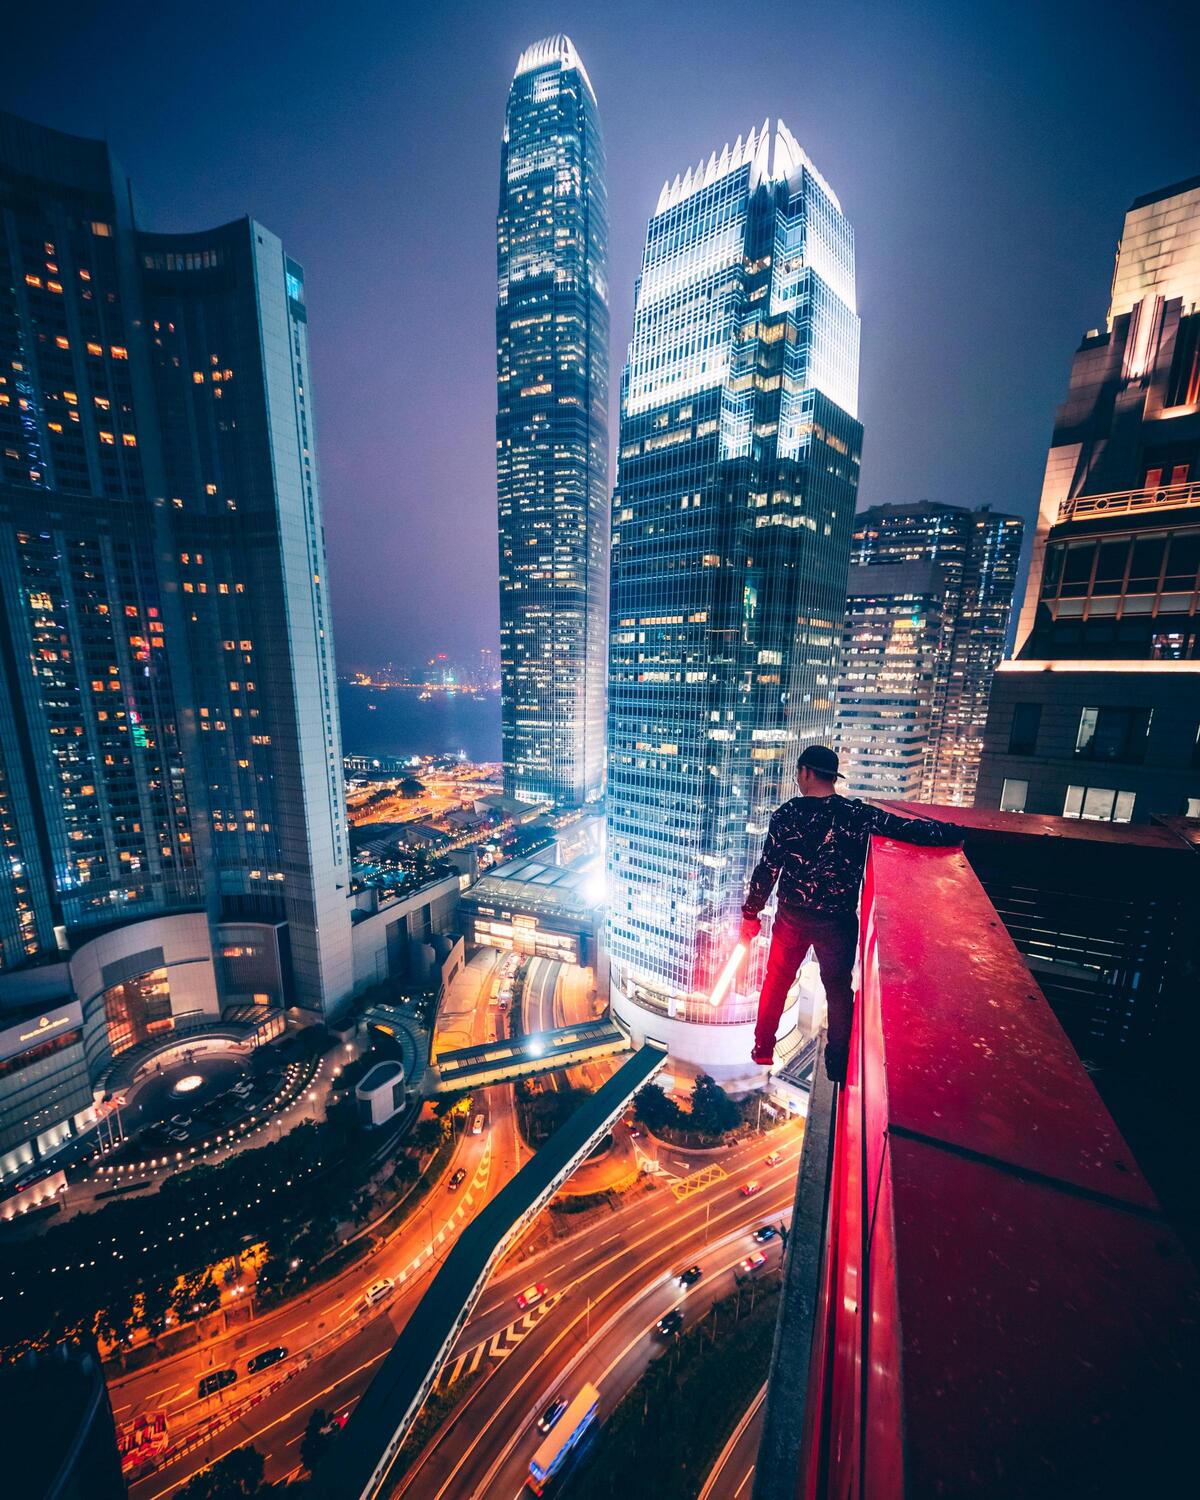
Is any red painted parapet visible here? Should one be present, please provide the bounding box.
[800,835,1200,1497]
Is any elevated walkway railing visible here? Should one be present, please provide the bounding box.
[431,1018,629,1092]
[317,1040,667,1500]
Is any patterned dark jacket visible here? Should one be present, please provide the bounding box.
[743,794,962,919]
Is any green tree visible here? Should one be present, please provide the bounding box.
[300,1408,333,1474]
[177,1444,266,1498]
[632,1082,681,1133]
[690,1074,739,1137]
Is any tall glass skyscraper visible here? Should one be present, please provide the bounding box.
[496,35,608,807]
[606,122,862,1078]
[837,503,1023,804]
[0,111,351,1179]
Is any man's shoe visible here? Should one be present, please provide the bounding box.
[751,1048,774,1067]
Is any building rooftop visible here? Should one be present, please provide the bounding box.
[464,855,602,921]
[357,1060,404,1094]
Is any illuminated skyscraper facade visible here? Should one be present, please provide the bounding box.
[0,111,350,1178]
[978,176,1200,823]
[837,503,1022,803]
[496,35,608,807]
[606,123,862,1078]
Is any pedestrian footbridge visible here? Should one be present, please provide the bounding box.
[431,1018,630,1093]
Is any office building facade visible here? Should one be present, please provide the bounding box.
[0,111,350,1180]
[496,35,609,807]
[977,176,1200,823]
[837,503,1022,803]
[606,122,862,1078]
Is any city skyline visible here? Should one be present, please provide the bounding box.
[6,1,1195,668]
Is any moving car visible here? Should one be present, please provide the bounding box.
[247,1346,287,1375]
[765,1151,781,1166]
[516,1282,548,1310]
[448,1168,467,1190]
[472,1113,485,1136]
[677,1265,703,1288]
[362,1278,395,1309]
[198,1368,236,1399]
[740,1251,768,1274]
[537,1396,568,1434]
[319,1410,350,1435]
[655,1308,684,1336]
[752,1225,777,1244]
[741,1180,762,1197]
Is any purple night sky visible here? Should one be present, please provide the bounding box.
[9,0,1197,670]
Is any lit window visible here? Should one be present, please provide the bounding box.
[110,346,128,360]
[999,779,1028,813]
[99,430,115,445]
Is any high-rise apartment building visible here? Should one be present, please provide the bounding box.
[837,503,1022,803]
[977,176,1200,823]
[0,111,350,1179]
[496,35,609,808]
[606,122,861,1080]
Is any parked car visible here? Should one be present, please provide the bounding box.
[516,1282,548,1310]
[198,1369,236,1399]
[247,1346,287,1375]
[537,1396,568,1434]
[677,1265,703,1288]
[656,1308,684,1336]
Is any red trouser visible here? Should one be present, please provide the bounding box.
[753,907,857,1066]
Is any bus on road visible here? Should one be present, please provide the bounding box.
[527,1381,600,1494]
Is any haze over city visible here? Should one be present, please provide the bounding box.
[7,0,1196,666]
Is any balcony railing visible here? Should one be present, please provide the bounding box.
[1057,478,1200,523]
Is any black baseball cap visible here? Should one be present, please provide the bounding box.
[797,745,843,780]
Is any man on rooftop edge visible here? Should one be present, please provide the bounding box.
[741,745,963,1084]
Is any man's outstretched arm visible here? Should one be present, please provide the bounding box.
[742,810,786,929]
[867,803,963,847]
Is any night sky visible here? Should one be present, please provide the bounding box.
[9,0,1197,668]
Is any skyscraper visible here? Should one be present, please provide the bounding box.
[977,176,1200,823]
[496,35,608,808]
[837,503,1022,803]
[0,111,349,1179]
[606,122,861,1079]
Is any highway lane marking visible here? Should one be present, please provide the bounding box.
[479,1236,789,1500]
[698,1382,768,1500]
[137,1350,390,1500]
[132,1129,797,1474]
[436,1294,565,1390]
[417,1189,795,1500]
[146,1383,178,1404]
[466,1137,800,1325]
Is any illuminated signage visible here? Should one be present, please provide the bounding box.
[0,1002,84,1063]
